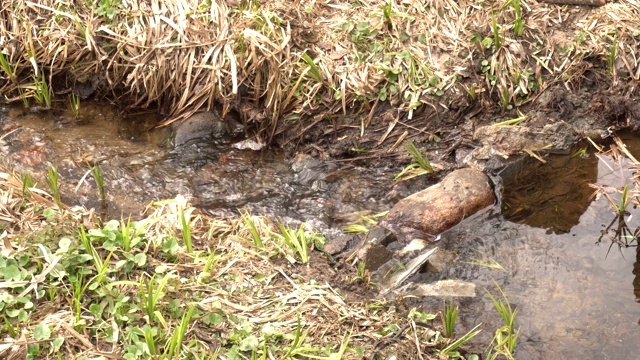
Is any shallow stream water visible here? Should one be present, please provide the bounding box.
[1,103,639,359]
[417,139,640,359]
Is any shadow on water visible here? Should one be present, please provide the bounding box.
[413,138,640,359]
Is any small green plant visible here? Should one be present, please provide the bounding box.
[342,223,369,234]
[491,12,501,49]
[608,36,617,75]
[487,283,519,360]
[18,88,29,108]
[350,261,375,288]
[441,323,482,357]
[240,209,264,248]
[32,74,51,108]
[178,203,193,253]
[464,257,505,271]
[394,141,434,181]
[69,93,81,117]
[572,147,589,158]
[46,163,61,207]
[96,0,122,20]
[381,0,393,26]
[511,0,524,36]
[164,306,195,359]
[277,223,310,263]
[300,53,322,83]
[493,114,527,126]
[607,182,632,216]
[200,248,222,280]
[442,299,459,338]
[0,51,18,83]
[466,84,477,100]
[597,182,639,249]
[342,210,388,234]
[120,215,143,252]
[20,172,34,196]
[91,164,105,202]
[140,273,172,323]
[500,88,512,111]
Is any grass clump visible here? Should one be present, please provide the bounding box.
[442,299,459,338]
[395,141,434,181]
[487,283,519,360]
[46,162,61,207]
[274,223,325,264]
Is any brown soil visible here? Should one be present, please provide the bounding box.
[280,83,640,176]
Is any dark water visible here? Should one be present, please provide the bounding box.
[2,103,639,359]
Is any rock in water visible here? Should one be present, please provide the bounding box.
[379,168,494,243]
[173,111,228,147]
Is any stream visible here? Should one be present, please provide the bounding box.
[2,103,639,359]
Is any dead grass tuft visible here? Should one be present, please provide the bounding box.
[1,0,638,142]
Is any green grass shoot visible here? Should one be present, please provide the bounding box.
[164,306,195,359]
[394,140,434,181]
[487,282,519,359]
[442,299,459,338]
[46,163,62,207]
[572,148,589,158]
[603,182,632,216]
[70,93,81,117]
[32,74,51,108]
[277,223,310,263]
[441,323,482,356]
[178,203,193,253]
[301,53,322,83]
[342,223,369,234]
[512,0,524,36]
[91,164,105,201]
[616,182,631,215]
[608,36,617,75]
[141,273,171,322]
[464,257,505,271]
[240,209,264,248]
[20,172,34,196]
[492,12,501,49]
[493,115,527,126]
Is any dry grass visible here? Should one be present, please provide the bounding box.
[0,0,638,141]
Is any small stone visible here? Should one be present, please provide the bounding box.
[392,279,476,298]
[232,139,266,151]
[322,234,351,255]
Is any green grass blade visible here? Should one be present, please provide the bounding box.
[301,53,322,83]
[441,323,482,355]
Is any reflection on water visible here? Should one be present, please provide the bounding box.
[501,150,599,233]
[415,143,640,359]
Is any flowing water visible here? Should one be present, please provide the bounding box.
[2,103,639,359]
[0,103,426,238]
